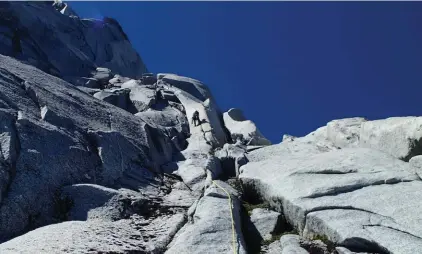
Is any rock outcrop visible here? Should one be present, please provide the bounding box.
[0,2,421,254]
[240,118,422,253]
[223,108,271,146]
[0,1,147,81]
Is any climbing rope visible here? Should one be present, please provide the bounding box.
[212,180,237,254]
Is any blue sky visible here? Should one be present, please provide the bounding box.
[71,2,422,143]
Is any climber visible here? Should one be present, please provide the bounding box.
[191,110,200,127]
[11,28,22,56]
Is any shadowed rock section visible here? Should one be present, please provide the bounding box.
[0,2,422,254]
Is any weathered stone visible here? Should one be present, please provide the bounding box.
[409,155,422,179]
[240,146,421,254]
[282,245,309,254]
[265,240,283,254]
[280,234,302,249]
[0,2,148,79]
[326,117,366,148]
[223,108,271,146]
[162,74,214,102]
[250,208,281,241]
[129,86,156,112]
[360,117,422,161]
[166,181,247,254]
[0,55,174,240]
[93,88,137,113]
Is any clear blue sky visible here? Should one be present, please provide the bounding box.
[71,2,422,143]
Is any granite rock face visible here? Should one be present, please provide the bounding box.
[240,130,422,253]
[223,108,271,146]
[1,2,422,254]
[0,2,147,80]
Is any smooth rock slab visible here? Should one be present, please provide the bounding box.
[326,117,366,148]
[0,55,174,240]
[409,155,422,179]
[223,108,271,146]
[166,181,247,254]
[240,147,422,254]
[0,220,145,253]
[215,142,247,177]
[250,208,281,241]
[0,213,186,254]
[359,117,422,161]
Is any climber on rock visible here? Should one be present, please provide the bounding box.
[192,110,200,127]
[11,28,22,56]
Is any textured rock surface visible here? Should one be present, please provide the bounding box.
[326,117,366,148]
[265,241,283,254]
[241,138,422,253]
[360,117,422,161]
[0,2,147,79]
[0,54,174,241]
[280,234,309,254]
[1,2,422,254]
[223,108,271,146]
[166,181,247,254]
[215,142,247,177]
[0,214,187,254]
[250,208,281,241]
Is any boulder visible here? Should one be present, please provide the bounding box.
[223,108,271,146]
[129,86,156,112]
[93,88,137,113]
[135,107,189,137]
[240,147,422,254]
[282,245,309,254]
[162,74,214,102]
[52,0,78,17]
[265,241,283,254]
[326,117,366,148]
[250,208,281,241]
[166,181,247,254]
[280,234,308,254]
[108,74,131,87]
[360,117,422,161]
[282,134,297,142]
[92,67,113,86]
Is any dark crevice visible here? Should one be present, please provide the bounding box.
[304,206,396,225]
[293,169,358,175]
[0,116,21,204]
[363,224,422,241]
[302,179,414,199]
[402,137,422,162]
[341,237,389,254]
[241,178,393,254]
